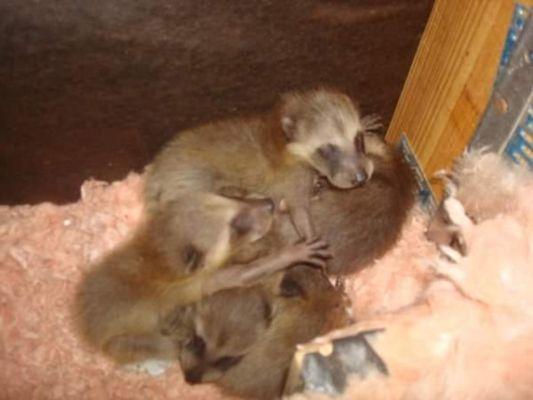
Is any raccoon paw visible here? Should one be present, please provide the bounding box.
[427,176,472,260]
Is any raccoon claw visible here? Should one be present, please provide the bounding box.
[361,114,383,132]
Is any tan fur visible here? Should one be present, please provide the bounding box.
[145,88,376,239]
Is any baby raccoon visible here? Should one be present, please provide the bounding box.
[305,132,416,274]
[145,88,380,240]
[74,194,328,366]
[172,265,350,399]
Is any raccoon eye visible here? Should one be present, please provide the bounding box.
[354,133,366,154]
[317,144,339,160]
[212,355,244,371]
[186,335,206,357]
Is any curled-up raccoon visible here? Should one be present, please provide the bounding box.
[306,132,416,274]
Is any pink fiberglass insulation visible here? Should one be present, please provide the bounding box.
[1,151,531,399]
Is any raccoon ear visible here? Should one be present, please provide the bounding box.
[281,115,297,141]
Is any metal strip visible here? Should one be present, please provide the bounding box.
[398,133,437,212]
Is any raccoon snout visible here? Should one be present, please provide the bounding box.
[352,169,368,186]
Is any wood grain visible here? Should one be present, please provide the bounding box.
[386,0,531,197]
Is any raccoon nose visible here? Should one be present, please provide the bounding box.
[352,169,368,186]
[184,369,203,384]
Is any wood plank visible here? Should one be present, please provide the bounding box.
[386,0,531,197]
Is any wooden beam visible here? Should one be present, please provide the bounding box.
[386,0,531,197]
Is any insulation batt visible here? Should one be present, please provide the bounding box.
[0,151,531,399]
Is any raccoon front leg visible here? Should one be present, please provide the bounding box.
[289,206,316,240]
[202,237,330,295]
[158,238,330,310]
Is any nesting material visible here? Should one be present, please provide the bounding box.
[1,152,531,399]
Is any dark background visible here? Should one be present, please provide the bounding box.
[0,0,433,205]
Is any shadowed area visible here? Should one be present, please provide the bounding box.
[0,0,432,205]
